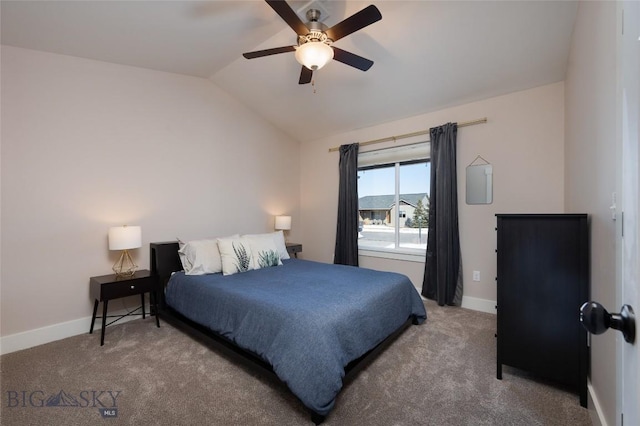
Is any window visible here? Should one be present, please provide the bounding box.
[357,143,430,258]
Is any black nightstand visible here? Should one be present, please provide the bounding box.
[285,242,302,258]
[89,269,160,346]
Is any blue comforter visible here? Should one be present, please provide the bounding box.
[165,258,427,416]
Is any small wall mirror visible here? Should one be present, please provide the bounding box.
[466,160,493,205]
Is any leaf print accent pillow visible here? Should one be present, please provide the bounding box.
[217,237,255,276]
[245,234,283,270]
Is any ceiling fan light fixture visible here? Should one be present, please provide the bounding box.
[295,41,334,71]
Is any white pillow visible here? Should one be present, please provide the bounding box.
[244,231,290,260]
[244,234,283,270]
[178,235,238,275]
[217,236,255,276]
[177,238,190,269]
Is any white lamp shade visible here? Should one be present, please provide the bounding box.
[295,42,334,71]
[108,226,142,250]
[275,216,292,231]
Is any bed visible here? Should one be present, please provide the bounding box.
[150,241,427,424]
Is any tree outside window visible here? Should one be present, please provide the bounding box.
[410,197,429,244]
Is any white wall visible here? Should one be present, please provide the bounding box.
[0,46,300,347]
[299,82,565,306]
[564,2,618,425]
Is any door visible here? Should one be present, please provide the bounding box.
[617,1,639,425]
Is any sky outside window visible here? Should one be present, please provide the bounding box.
[358,162,430,197]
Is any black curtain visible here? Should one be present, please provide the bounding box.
[334,143,359,266]
[422,123,463,306]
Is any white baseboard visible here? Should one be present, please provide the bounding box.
[461,296,496,314]
[0,306,148,355]
[588,381,608,426]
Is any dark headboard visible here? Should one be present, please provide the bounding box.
[150,241,181,307]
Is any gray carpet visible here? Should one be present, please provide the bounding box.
[1,300,591,425]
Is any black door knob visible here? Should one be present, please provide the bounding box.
[580,302,636,344]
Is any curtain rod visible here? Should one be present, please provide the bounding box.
[328,117,488,153]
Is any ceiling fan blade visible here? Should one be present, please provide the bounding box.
[299,66,313,84]
[332,47,374,71]
[325,5,382,42]
[243,46,296,59]
[266,0,309,36]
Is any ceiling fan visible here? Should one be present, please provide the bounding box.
[242,1,382,84]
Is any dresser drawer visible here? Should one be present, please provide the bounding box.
[99,277,154,300]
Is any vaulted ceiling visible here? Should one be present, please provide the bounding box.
[1,1,578,142]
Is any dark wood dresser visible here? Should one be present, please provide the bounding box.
[496,214,589,407]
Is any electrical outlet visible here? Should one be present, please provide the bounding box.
[473,270,480,281]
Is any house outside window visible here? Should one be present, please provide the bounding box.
[357,143,430,260]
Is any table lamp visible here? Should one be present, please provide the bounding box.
[108,225,141,278]
[275,215,291,241]
[275,215,291,231]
